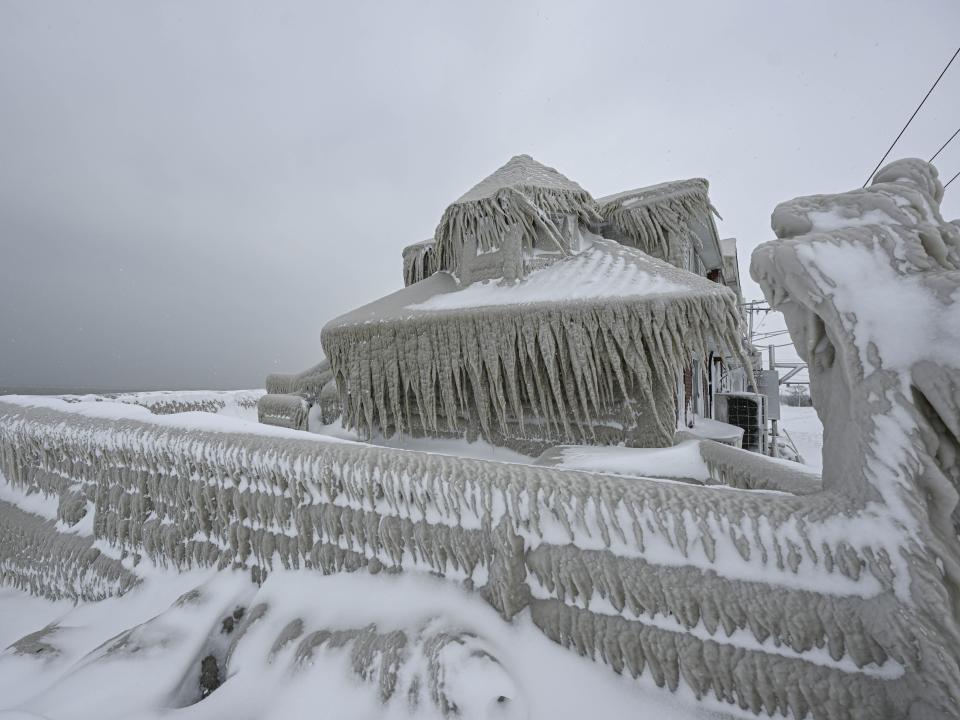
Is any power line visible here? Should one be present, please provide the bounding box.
[930,125,960,163]
[945,168,960,190]
[752,330,790,340]
[863,45,960,188]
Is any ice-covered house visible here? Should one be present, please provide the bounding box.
[265,155,751,452]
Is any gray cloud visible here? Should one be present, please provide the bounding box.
[1,0,958,390]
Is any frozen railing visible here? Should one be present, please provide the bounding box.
[0,397,948,718]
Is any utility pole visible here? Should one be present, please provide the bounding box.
[768,344,778,457]
[742,300,767,346]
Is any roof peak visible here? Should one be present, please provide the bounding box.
[454,154,589,204]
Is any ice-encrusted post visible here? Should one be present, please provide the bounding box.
[500,224,523,285]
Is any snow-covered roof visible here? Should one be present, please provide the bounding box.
[596,177,711,210]
[334,236,730,322]
[452,154,591,204]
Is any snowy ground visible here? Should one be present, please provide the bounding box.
[778,405,824,472]
[313,417,536,464]
[0,569,739,720]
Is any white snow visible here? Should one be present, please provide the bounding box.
[409,237,689,310]
[58,389,263,420]
[0,570,735,720]
[0,394,358,445]
[312,418,536,464]
[686,415,744,445]
[0,482,61,523]
[805,208,897,232]
[779,405,824,472]
[0,588,75,650]
[536,435,819,485]
[540,440,711,482]
[796,236,960,374]
[794,232,959,549]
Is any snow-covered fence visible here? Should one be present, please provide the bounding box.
[0,398,951,719]
[58,389,263,417]
[0,496,138,601]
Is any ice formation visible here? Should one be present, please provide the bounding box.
[750,157,960,716]
[58,389,263,416]
[259,359,338,429]
[597,178,719,267]
[402,238,439,287]
[324,238,743,450]
[3,571,520,719]
[322,155,747,451]
[265,360,332,402]
[255,393,310,431]
[432,154,602,276]
[1,567,722,720]
[2,157,959,718]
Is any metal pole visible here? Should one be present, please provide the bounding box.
[768,344,778,457]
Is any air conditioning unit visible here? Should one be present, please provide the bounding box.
[714,392,766,453]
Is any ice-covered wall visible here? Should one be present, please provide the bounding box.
[324,237,747,450]
[597,178,719,268]
[0,395,952,718]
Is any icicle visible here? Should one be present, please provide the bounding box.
[598,178,719,267]
[401,239,439,286]
[323,283,746,449]
[431,155,602,277]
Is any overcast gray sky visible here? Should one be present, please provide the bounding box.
[1,1,958,390]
